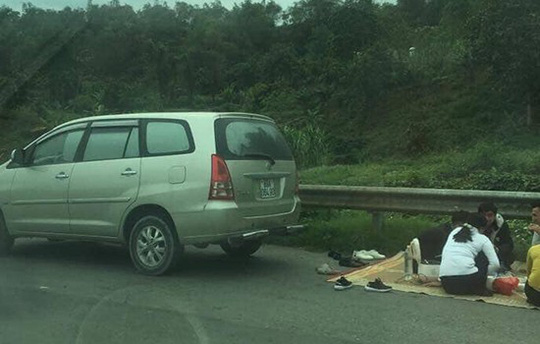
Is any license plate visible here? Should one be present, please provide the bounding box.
[259,179,276,199]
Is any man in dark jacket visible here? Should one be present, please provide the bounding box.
[478,202,514,270]
[416,210,469,263]
[528,201,540,246]
[411,210,469,273]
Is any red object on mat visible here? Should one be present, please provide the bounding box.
[492,276,520,296]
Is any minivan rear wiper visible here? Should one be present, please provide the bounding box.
[242,153,275,166]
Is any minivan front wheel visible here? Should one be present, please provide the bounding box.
[220,239,262,258]
[129,215,181,275]
[0,215,14,256]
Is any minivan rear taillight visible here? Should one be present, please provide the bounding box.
[209,154,234,200]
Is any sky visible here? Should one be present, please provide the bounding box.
[1,0,396,11]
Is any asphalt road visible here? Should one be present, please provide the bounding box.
[0,239,537,344]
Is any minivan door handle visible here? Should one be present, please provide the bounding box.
[55,172,69,179]
[121,168,137,176]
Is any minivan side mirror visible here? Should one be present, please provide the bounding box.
[10,148,25,165]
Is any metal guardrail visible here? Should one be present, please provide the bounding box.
[299,185,540,219]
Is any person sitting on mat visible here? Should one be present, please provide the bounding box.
[527,201,540,247]
[478,202,514,271]
[415,210,469,264]
[439,212,500,296]
[525,244,540,306]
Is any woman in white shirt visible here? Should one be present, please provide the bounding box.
[439,212,500,296]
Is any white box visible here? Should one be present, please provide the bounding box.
[418,263,440,277]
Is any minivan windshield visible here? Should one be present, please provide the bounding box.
[215,118,294,161]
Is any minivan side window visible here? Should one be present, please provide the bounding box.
[145,121,192,155]
[83,127,139,161]
[31,129,85,166]
[124,128,140,158]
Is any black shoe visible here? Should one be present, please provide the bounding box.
[334,276,353,290]
[364,278,392,292]
[328,250,342,261]
[339,257,366,268]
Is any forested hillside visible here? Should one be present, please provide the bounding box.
[1,0,539,169]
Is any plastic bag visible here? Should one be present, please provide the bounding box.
[492,276,520,296]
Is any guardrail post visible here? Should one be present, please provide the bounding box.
[371,212,385,231]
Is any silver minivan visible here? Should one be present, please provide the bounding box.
[0,112,302,275]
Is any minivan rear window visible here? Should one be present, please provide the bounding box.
[215,118,293,161]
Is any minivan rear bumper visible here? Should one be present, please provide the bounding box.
[237,224,305,240]
[174,197,302,245]
[223,225,305,245]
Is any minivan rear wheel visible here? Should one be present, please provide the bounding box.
[129,215,182,275]
[220,239,262,257]
[0,215,14,256]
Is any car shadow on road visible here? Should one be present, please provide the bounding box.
[9,239,290,278]
[175,246,290,279]
[11,239,131,267]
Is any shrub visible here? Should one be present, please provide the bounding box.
[270,210,438,256]
[282,123,334,169]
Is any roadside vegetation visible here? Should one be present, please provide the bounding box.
[276,141,539,261]
[1,0,539,260]
[269,210,533,262]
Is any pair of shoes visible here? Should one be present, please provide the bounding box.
[334,276,353,290]
[364,278,392,292]
[338,257,366,268]
[328,250,342,260]
[353,249,386,261]
[316,263,340,275]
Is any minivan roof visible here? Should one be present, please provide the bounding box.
[26,112,276,149]
[65,112,273,126]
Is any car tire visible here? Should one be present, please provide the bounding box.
[0,214,14,256]
[220,239,262,257]
[129,215,182,276]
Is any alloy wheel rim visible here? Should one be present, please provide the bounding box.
[136,225,167,268]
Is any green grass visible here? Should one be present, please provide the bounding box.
[270,211,532,261]
[268,210,441,257]
[299,142,540,191]
[509,219,534,262]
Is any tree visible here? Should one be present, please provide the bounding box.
[469,0,540,125]
[397,0,425,26]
